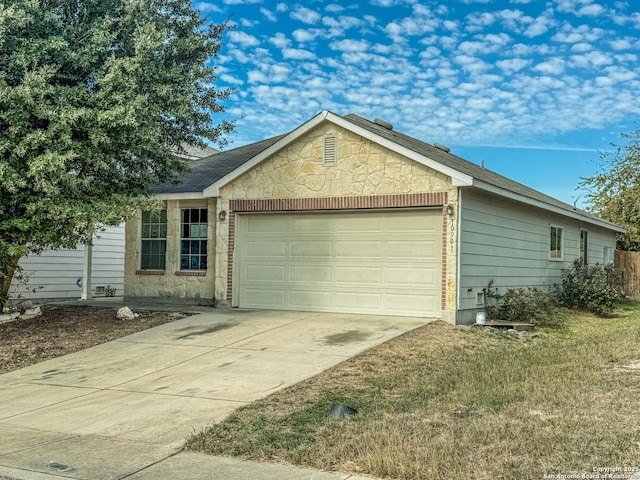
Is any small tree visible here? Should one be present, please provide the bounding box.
[0,0,235,309]
[580,130,640,251]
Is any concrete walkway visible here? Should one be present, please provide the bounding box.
[0,308,428,479]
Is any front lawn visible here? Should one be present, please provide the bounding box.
[186,303,640,480]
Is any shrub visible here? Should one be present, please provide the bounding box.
[558,260,622,317]
[484,283,559,327]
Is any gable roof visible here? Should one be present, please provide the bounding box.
[154,110,623,232]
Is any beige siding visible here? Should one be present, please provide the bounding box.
[458,189,617,322]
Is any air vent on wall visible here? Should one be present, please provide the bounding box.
[95,286,105,295]
[323,135,337,166]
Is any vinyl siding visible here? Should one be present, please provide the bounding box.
[11,224,125,301]
[458,189,616,320]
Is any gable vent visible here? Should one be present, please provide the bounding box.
[323,135,337,166]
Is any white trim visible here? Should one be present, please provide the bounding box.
[549,224,564,261]
[472,180,625,233]
[204,111,331,197]
[325,112,474,186]
[155,192,205,200]
[204,110,474,196]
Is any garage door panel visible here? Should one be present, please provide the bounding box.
[386,266,437,285]
[336,241,381,258]
[245,265,286,281]
[332,215,384,232]
[236,210,442,317]
[290,266,332,282]
[246,241,286,257]
[335,291,382,309]
[291,241,332,257]
[247,216,288,233]
[387,241,436,258]
[243,288,286,307]
[290,290,332,307]
[336,266,381,283]
[290,217,333,233]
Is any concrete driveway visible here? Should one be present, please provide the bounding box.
[0,309,428,480]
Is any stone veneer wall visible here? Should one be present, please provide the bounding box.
[217,122,459,321]
[124,198,217,303]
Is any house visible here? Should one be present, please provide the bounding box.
[123,110,623,324]
[10,145,217,304]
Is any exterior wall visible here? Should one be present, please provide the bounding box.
[217,121,459,321]
[457,188,617,324]
[124,199,217,304]
[11,225,125,301]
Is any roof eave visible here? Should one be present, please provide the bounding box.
[471,180,626,233]
[154,192,206,200]
[203,111,333,197]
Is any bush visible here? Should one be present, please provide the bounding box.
[484,283,559,327]
[558,260,622,317]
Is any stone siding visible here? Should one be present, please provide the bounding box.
[217,122,458,320]
[124,198,217,303]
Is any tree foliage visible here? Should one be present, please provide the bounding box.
[0,0,234,308]
[580,130,640,251]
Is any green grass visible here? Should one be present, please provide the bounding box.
[185,304,640,479]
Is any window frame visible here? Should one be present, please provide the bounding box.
[580,229,589,265]
[140,210,167,270]
[180,208,208,271]
[549,225,564,261]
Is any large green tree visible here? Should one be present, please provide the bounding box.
[580,130,640,251]
[0,0,234,307]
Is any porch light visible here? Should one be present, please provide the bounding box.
[218,210,227,221]
[447,204,455,216]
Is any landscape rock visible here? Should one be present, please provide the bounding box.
[19,306,42,320]
[0,311,20,323]
[116,306,137,320]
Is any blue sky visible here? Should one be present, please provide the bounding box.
[195,0,640,207]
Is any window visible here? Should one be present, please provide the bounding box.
[323,135,337,166]
[181,208,208,270]
[141,210,167,269]
[550,226,563,259]
[604,246,614,265]
[580,229,589,264]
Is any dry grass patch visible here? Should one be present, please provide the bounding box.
[186,308,640,480]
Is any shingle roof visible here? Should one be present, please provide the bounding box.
[155,134,287,194]
[341,114,620,229]
[153,111,621,232]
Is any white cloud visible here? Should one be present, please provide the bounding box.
[576,3,606,16]
[195,2,223,13]
[609,38,632,50]
[223,0,261,4]
[570,42,593,52]
[292,28,323,43]
[269,33,290,49]
[290,6,321,24]
[282,48,316,60]
[533,58,565,75]
[260,7,277,22]
[329,39,370,53]
[325,3,345,13]
[523,12,554,37]
[496,58,529,74]
[227,31,261,47]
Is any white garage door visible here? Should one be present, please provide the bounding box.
[234,209,443,317]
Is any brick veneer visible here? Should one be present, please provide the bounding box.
[227,192,449,310]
